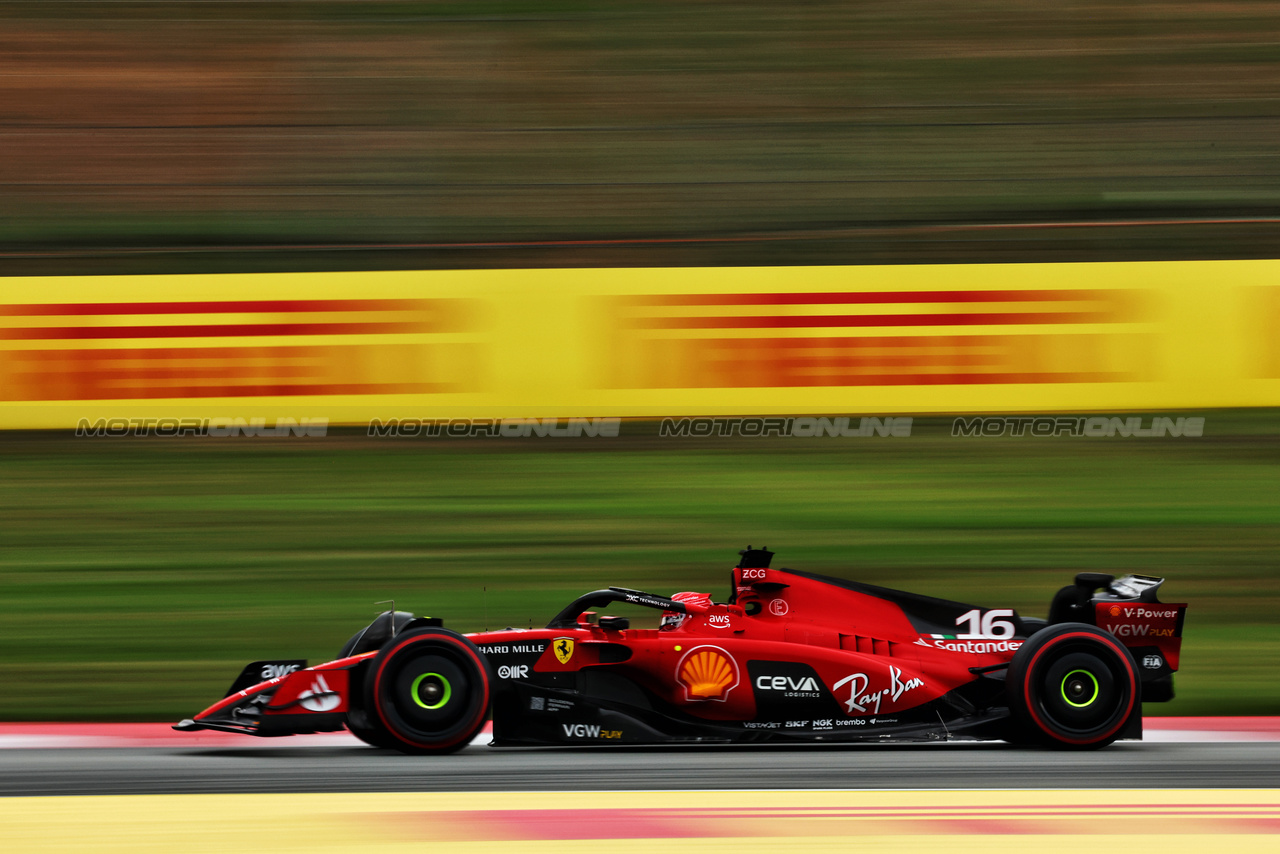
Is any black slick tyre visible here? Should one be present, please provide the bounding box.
[345,705,397,749]
[1006,622,1139,749]
[365,627,491,755]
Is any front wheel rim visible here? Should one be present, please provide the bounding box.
[411,672,452,710]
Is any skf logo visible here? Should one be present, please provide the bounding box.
[676,645,739,702]
[553,637,575,665]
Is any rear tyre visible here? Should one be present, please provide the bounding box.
[365,627,491,755]
[1006,622,1139,750]
[1019,617,1049,637]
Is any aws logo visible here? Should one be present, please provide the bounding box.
[676,645,739,702]
[260,663,301,680]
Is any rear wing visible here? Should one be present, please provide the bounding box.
[1085,574,1186,702]
[1094,596,1187,671]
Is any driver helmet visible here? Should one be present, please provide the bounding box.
[661,591,713,630]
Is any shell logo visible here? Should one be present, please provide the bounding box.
[1109,605,1122,617]
[676,645,739,702]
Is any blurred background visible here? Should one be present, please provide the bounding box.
[3,0,1280,274]
[0,2,1277,720]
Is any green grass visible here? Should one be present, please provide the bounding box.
[1,416,1277,719]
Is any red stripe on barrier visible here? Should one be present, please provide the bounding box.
[1145,717,1280,732]
[0,321,432,341]
[634,311,1115,330]
[623,290,1099,307]
[0,299,435,317]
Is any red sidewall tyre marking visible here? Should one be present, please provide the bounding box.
[1022,630,1136,746]
[371,631,490,752]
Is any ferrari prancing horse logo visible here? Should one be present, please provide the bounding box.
[553,637,575,664]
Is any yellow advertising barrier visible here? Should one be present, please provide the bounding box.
[1,261,1277,428]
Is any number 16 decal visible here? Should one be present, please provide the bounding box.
[955,608,1015,639]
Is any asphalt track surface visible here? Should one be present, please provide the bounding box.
[5,738,1280,796]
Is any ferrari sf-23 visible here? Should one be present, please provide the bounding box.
[177,547,1186,752]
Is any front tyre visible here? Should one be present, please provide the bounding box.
[365,627,491,755]
[1006,622,1139,749]
[345,706,397,749]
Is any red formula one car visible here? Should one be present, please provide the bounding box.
[177,548,1186,752]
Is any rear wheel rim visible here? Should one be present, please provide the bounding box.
[1030,640,1132,741]
[1061,669,1099,708]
